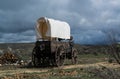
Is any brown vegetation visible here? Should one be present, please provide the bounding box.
[0,51,18,64]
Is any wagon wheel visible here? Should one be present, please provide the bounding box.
[50,53,56,66]
[32,48,38,67]
[55,46,65,67]
[72,48,78,64]
[32,49,36,66]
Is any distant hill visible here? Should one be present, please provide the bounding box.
[0,43,35,50]
[0,43,109,60]
[75,44,109,55]
[0,43,109,53]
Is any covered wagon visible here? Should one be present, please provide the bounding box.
[32,17,78,67]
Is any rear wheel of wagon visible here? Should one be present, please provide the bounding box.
[32,49,38,67]
[32,53,36,66]
[72,48,78,64]
[55,46,65,67]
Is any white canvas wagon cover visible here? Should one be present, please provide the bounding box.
[35,17,70,40]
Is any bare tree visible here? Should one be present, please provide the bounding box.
[105,30,120,64]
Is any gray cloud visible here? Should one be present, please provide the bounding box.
[0,0,35,11]
[0,31,35,43]
[73,30,107,45]
[0,0,120,44]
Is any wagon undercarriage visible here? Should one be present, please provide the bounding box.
[32,41,78,67]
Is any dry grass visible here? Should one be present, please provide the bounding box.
[0,61,120,79]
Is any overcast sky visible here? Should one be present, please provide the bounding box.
[0,0,120,45]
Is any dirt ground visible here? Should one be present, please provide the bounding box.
[0,61,120,77]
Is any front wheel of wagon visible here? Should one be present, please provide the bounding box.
[72,48,78,64]
[55,46,65,67]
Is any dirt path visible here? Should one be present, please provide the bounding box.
[0,68,49,76]
[0,62,120,76]
[62,62,120,69]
